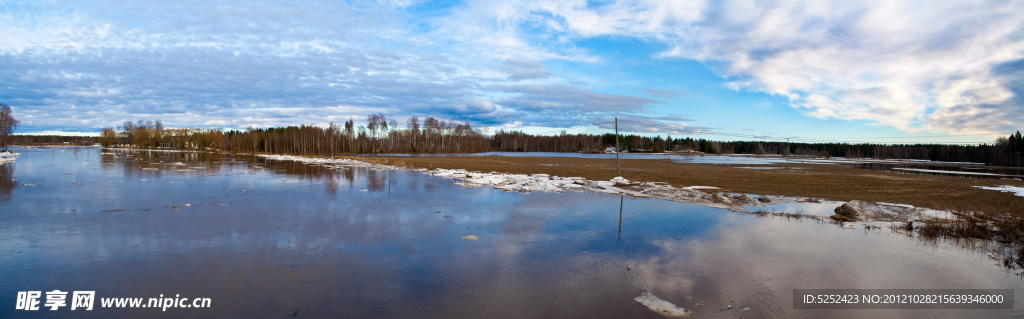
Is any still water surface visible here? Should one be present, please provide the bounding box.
[1,146,1021,318]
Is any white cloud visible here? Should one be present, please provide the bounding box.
[464,98,496,113]
[68,88,120,98]
[492,84,660,113]
[500,58,552,81]
[439,0,1023,134]
[535,0,1023,134]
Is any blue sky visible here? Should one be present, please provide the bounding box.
[1,0,1022,144]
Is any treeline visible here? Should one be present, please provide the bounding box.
[221,115,490,155]
[102,115,491,155]
[599,132,1024,166]
[593,132,1024,166]
[7,135,97,145]
[995,132,1024,167]
[98,116,1024,167]
[100,120,224,149]
[492,130,604,152]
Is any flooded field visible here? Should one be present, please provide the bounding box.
[2,146,1022,318]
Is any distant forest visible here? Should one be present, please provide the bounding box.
[7,135,97,146]
[82,116,1024,167]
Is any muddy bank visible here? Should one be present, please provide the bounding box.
[344,155,1024,217]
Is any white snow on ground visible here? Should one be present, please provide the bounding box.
[876,202,915,208]
[427,169,585,193]
[974,185,1024,198]
[634,292,692,317]
[257,154,379,168]
[0,151,20,164]
[918,208,955,220]
[682,186,719,190]
[838,200,953,222]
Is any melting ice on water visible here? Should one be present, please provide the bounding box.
[634,292,692,317]
[0,151,20,164]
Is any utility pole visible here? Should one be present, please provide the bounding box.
[615,117,621,176]
[786,137,790,163]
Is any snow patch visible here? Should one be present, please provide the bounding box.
[974,185,1024,198]
[427,169,591,193]
[257,154,378,168]
[876,202,915,208]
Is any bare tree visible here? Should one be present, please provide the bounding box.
[99,128,118,147]
[407,116,421,152]
[367,114,381,153]
[121,121,136,147]
[0,103,20,150]
[344,118,355,153]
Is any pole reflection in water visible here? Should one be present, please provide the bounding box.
[617,195,623,244]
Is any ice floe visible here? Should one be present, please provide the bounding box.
[974,185,1024,198]
[634,292,692,317]
[0,151,20,164]
[105,147,207,154]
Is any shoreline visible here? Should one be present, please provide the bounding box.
[14,145,1024,216]
[340,155,1024,217]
